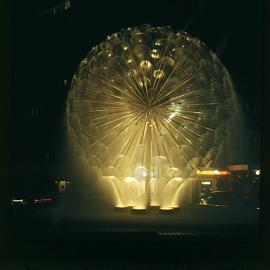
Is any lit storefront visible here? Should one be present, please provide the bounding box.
[196,169,230,198]
[227,165,260,204]
[195,165,260,205]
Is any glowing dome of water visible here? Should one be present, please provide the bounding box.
[66,25,234,210]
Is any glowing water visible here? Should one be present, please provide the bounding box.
[66,25,235,210]
[161,177,184,209]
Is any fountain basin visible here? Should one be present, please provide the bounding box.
[159,207,175,214]
[131,207,148,215]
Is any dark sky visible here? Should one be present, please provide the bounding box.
[11,0,263,195]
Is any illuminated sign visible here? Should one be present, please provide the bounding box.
[218,171,229,176]
[201,181,212,185]
[227,164,248,171]
[196,170,229,176]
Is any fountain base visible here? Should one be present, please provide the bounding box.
[159,208,175,214]
[150,205,160,211]
[131,208,148,215]
[114,206,131,212]
[113,205,180,214]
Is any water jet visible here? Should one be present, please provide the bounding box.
[66,25,235,212]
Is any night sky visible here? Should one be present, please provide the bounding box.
[11,0,263,195]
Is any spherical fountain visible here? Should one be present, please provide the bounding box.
[66,25,234,212]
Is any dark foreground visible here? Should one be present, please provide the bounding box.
[11,197,259,243]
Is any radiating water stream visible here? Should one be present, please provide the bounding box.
[66,25,236,210]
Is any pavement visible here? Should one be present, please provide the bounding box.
[11,198,259,242]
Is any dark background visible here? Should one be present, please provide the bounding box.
[11,0,263,197]
[2,0,270,269]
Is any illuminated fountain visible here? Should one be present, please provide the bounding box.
[66,25,233,211]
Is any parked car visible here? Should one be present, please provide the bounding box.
[11,197,27,206]
[33,192,60,205]
[204,191,234,206]
[34,197,53,205]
